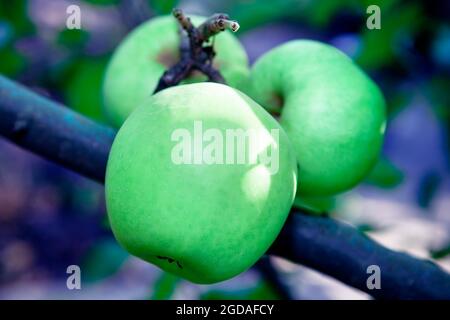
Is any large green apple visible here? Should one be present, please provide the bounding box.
[247,40,386,196]
[102,15,249,128]
[105,82,297,284]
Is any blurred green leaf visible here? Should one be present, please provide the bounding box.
[356,2,424,70]
[426,76,450,167]
[201,281,280,300]
[248,282,282,300]
[0,0,34,36]
[0,47,26,76]
[57,28,90,50]
[386,88,413,118]
[293,194,335,214]
[427,75,450,121]
[303,0,352,28]
[365,156,404,188]
[431,244,450,260]
[224,0,304,33]
[151,272,180,300]
[148,0,179,15]
[417,172,441,209]
[356,223,378,233]
[360,0,400,12]
[82,238,129,282]
[0,0,31,77]
[301,0,398,28]
[63,57,109,123]
[101,214,112,230]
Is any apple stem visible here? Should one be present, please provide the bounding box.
[153,9,238,93]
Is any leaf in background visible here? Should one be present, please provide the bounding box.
[101,214,112,230]
[63,57,109,123]
[222,0,304,33]
[428,76,450,121]
[365,156,404,188]
[359,0,399,12]
[385,87,413,119]
[0,0,35,36]
[148,0,179,15]
[293,194,335,215]
[151,272,180,300]
[0,0,31,78]
[430,244,450,260]
[302,0,353,28]
[0,47,26,76]
[426,75,450,168]
[57,28,90,51]
[417,172,441,209]
[356,223,379,233]
[356,2,423,70]
[247,282,283,300]
[201,281,280,300]
[81,238,129,282]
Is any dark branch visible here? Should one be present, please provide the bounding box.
[0,76,115,183]
[195,62,226,83]
[1,75,450,299]
[154,9,236,94]
[269,213,450,299]
[172,8,195,34]
[197,13,240,42]
[154,60,193,93]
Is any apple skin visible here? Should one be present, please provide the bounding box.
[102,15,249,128]
[247,40,386,196]
[105,82,297,284]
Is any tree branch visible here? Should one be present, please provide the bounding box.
[1,75,450,299]
[154,9,236,93]
[269,214,450,299]
[197,13,240,41]
[0,76,115,183]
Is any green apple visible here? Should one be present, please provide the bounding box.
[247,40,386,196]
[105,82,297,284]
[102,15,249,128]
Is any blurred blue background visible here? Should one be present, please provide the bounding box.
[0,0,449,299]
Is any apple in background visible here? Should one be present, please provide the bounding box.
[247,40,386,197]
[102,15,249,128]
[105,83,297,284]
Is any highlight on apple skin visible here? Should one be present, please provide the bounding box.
[102,15,250,128]
[105,82,298,284]
[247,40,387,197]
